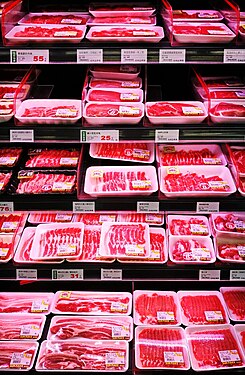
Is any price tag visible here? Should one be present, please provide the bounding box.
[52,269,84,280]
[16,269,37,280]
[196,202,219,213]
[121,49,147,63]
[230,270,245,280]
[81,130,119,143]
[0,202,14,213]
[159,49,186,63]
[164,352,184,365]
[199,269,220,280]
[10,353,32,369]
[10,49,49,64]
[112,325,130,339]
[10,129,34,143]
[137,201,159,213]
[101,269,122,280]
[73,201,95,213]
[20,324,40,339]
[106,352,125,368]
[77,49,103,63]
[224,49,245,63]
[155,129,179,143]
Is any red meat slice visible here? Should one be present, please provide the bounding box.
[0,342,36,370]
[159,148,217,166]
[16,173,76,194]
[14,26,83,38]
[86,103,142,117]
[94,143,150,161]
[25,148,79,168]
[135,293,178,324]
[74,227,101,261]
[95,171,151,192]
[22,105,78,118]
[0,293,51,313]
[91,27,159,37]
[148,102,204,116]
[164,173,230,192]
[23,15,87,25]
[89,89,139,102]
[0,315,43,340]
[173,24,232,35]
[222,290,245,320]
[210,102,245,117]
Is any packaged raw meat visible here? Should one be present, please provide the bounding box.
[172,10,223,22]
[193,75,245,89]
[234,325,245,354]
[0,234,20,263]
[209,101,245,124]
[15,99,82,125]
[72,213,117,225]
[205,88,245,101]
[14,170,77,195]
[86,88,143,103]
[172,22,236,44]
[30,223,84,261]
[67,225,115,263]
[84,165,158,197]
[0,101,14,123]
[36,340,129,372]
[133,290,181,325]
[24,148,80,169]
[156,144,226,166]
[118,227,167,264]
[47,315,133,341]
[99,222,150,259]
[0,171,12,193]
[159,165,236,197]
[215,236,245,263]
[89,2,156,17]
[18,12,90,25]
[0,84,29,100]
[0,292,53,314]
[211,213,245,236]
[135,326,190,370]
[220,287,245,321]
[28,212,73,224]
[146,101,208,124]
[89,64,140,80]
[89,77,142,89]
[86,26,164,43]
[0,313,46,340]
[84,102,144,125]
[6,25,87,43]
[14,227,64,264]
[177,291,230,326]
[89,143,154,163]
[186,324,245,371]
[239,177,245,197]
[228,146,245,177]
[0,147,22,167]
[117,213,164,225]
[0,213,27,235]
[87,15,156,26]
[0,341,38,371]
[167,215,210,236]
[169,236,215,264]
[51,291,132,315]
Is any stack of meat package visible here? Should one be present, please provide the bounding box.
[157,143,236,198]
[10,147,80,196]
[0,292,53,371]
[83,64,144,125]
[35,290,132,371]
[193,73,245,124]
[133,288,245,371]
[86,2,164,43]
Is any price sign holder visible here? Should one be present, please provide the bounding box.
[0,202,14,213]
[10,129,34,143]
[73,202,95,213]
[10,50,49,64]
[77,49,103,63]
[52,269,84,280]
[81,130,119,143]
[155,129,179,143]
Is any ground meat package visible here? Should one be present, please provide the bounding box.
[220,287,245,321]
[135,326,190,370]
[51,291,132,315]
[133,290,181,326]
[177,291,230,326]
[0,341,39,371]
[47,315,133,341]
[0,313,46,340]
[186,324,245,371]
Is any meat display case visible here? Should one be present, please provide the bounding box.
[0,0,244,374]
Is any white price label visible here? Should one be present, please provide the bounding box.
[31,299,49,312]
[77,49,103,63]
[137,201,159,213]
[73,201,95,213]
[10,49,49,64]
[196,202,219,213]
[199,269,220,280]
[81,130,119,143]
[219,350,241,364]
[155,129,179,143]
[224,49,245,63]
[121,49,147,63]
[111,302,128,312]
[230,270,245,280]
[164,352,184,364]
[106,352,125,367]
[112,325,130,339]
[101,269,122,280]
[52,269,84,280]
[10,352,32,368]
[204,310,224,322]
[159,49,186,63]
[20,324,40,339]
[157,311,175,322]
[0,202,14,212]
[125,244,144,255]
[10,129,34,143]
[16,269,37,280]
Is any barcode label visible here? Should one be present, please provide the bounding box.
[218,350,241,364]
[112,325,130,339]
[20,324,40,338]
[106,352,125,367]
[10,353,32,368]
[31,299,49,312]
[164,351,184,364]
[157,311,175,322]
